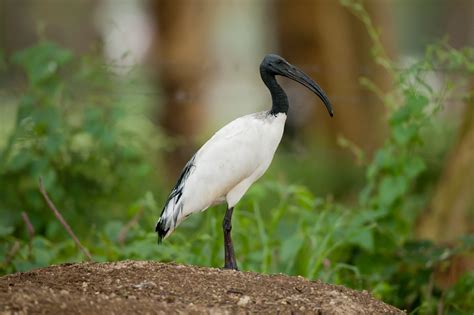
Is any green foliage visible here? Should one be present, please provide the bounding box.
[444,272,474,313]
[1,8,474,315]
[0,41,163,260]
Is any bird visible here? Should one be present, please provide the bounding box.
[155,54,333,270]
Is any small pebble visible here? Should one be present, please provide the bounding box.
[237,295,251,306]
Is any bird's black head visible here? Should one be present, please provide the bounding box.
[260,53,334,117]
[260,54,291,76]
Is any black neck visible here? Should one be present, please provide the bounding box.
[260,70,288,115]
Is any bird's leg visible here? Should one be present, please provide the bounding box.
[223,207,238,270]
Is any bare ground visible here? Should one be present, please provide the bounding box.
[0,261,404,314]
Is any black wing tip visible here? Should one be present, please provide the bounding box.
[155,221,169,244]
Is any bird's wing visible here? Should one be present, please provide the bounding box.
[155,153,197,241]
[156,112,281,241]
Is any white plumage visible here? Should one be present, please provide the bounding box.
[157,111,286,239]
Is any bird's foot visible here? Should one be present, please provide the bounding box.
[223,262,239,271]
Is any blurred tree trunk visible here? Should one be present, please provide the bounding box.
[417,100,474,288]
[275,0,394,153]
[148,0,214,177]
[418,103,474,241]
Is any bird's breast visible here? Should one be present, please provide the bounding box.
[258,112,287,151]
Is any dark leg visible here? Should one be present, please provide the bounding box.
[223,207,238,270]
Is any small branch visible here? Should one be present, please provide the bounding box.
[38,177,93,261]
[3,241,21,267]
[117,207,144,246]
[21,211,35,255]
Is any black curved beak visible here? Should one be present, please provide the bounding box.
[281,65,334,117]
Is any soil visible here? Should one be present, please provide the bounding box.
[0,260,404,314]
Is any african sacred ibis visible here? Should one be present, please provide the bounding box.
[156,54,333,270]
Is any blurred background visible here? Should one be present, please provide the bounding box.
[0,0,473,313]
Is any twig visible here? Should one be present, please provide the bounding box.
[3,241,21,267]
[21,211,35,238]
[38,177,93,261]
[117,207,144,246]
[21,211,35,255]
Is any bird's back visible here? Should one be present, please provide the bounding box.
[156,111,286,240]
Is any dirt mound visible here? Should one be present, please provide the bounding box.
[0,261,403,314]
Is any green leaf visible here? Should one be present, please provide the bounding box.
[405,91,429,115]
[12,41,72,86]
[371,148,397,173]
[378,176,407,207]
[403,156,426,179]
[348,228,374,252]
[390,91,428,126]
[393,125,418,145]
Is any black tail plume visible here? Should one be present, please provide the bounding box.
[155,219,168,244]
